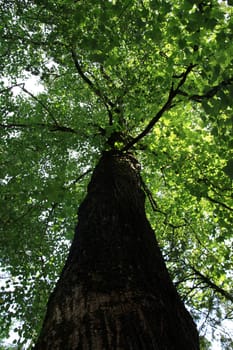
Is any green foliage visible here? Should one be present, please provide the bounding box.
[0,0,232,348]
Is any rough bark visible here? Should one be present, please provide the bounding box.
[34,151,199,350]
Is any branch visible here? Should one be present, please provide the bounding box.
[123,64,196,151]
[64,168,92,189]
[141,177,187,230]
[206,195,233,212]
[190,265,233,303]
[20,86,59,126]
[198,176,232,197]
[0,122,77,133]
[1,85,79,134]
[178,77,233,102]
[0,83,25,94]
[71,49,99,94]
[71,48,115,125]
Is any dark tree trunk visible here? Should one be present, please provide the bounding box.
[34,151,199,350]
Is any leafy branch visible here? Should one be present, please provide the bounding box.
[190,265,233,303]
[178,77,233,102]
[0,122,77,133]
[20,85,59,126]
[206,195,233,212]
[123,64,196,151]
[141,177,187,230]
[0,83,24,94]
[1,84,78,134]
[71,48,115,125]
[0,83,58,125]
[198,176,232,197]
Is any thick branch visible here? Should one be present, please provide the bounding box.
[123,64,196,151]
[190,266,233,303]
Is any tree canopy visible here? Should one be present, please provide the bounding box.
[0,0,232,348]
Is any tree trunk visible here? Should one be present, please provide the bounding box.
[34,151,199,350]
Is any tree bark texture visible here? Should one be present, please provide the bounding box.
[34,151,199,350]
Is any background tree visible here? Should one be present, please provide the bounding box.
[0,0,232,349]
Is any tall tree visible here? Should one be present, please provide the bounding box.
[0,0,232,349]
[33,151,199,349]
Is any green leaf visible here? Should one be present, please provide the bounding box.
[223,159,233,179]
[1,0,233,346]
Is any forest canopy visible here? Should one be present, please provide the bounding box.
[0,0,232,348]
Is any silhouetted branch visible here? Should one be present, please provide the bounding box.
[0,83,24,94]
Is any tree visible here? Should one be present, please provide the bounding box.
[0,0,232,349]
[33,151,199,349]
